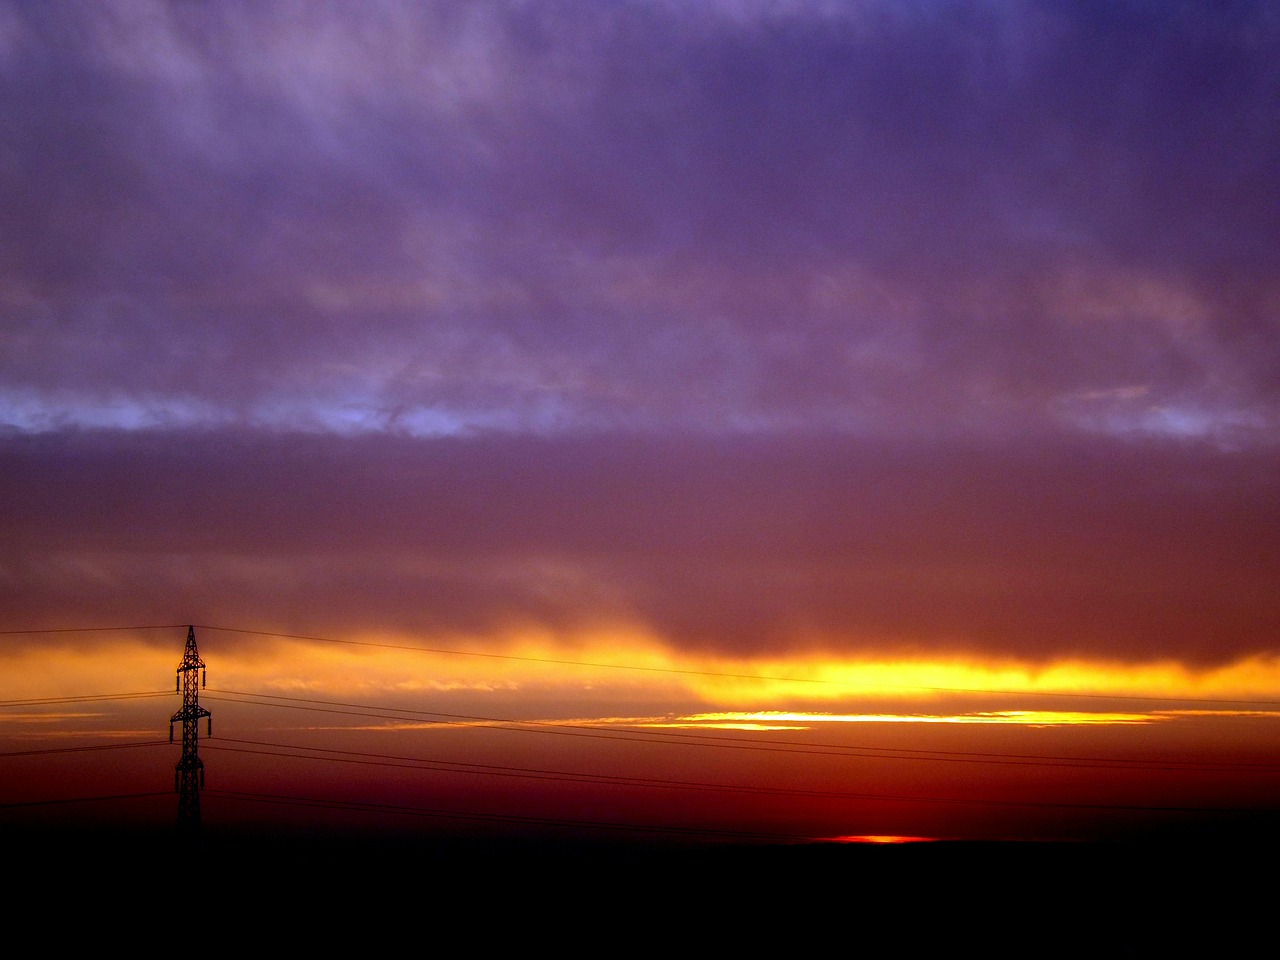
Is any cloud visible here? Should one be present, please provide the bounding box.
[1,5,1277,685]
[1,1,1277,439]
[3,428,1276,665]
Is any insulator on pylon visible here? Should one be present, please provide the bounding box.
[169,723,174,743]
[202,668,206,688]
[207,717,212,736]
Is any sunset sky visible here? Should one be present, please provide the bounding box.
[2,1,1279,847]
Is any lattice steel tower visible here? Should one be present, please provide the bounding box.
[171,625,212,833]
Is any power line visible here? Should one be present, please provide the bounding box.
[1,735,1267,825]
[0,692,172,708]
[3,691,1273,842]
[0,740,169,759]
[5,682,1278,778]
[201,736,1277,815]
[7,626,1275,844]
[205,736,907,798]
[205,688,1280,773]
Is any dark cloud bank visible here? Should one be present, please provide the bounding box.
[3,428,1276,665]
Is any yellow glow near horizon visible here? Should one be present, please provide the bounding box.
[312,709,1163,732]
[372,630,1280,705]
[647,709,1160,728]
[7,628,1280,717]
[0,640,175,699]
[679,652,1280,705]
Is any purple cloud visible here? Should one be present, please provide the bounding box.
[0,1,1276,439]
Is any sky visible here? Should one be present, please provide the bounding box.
[2,0,1279,848]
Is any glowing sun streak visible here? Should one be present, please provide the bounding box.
[680,654,1280,706]
[651,710,1160,728]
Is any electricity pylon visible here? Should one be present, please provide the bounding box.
[171,625,212,833]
